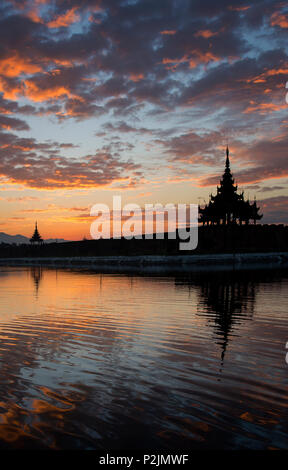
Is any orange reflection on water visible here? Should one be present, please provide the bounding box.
[0,267,287,449]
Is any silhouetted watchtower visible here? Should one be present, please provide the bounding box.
[30,222,43,244]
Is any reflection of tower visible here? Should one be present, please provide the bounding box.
[30,266,43,298]
[174,271,257,366]
[197,272,256,364]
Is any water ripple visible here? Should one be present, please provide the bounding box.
[0,267,287,449]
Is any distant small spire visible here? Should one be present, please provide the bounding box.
[30,220,43,244]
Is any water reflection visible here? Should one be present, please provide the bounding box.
[0,266,287,449]
[174,272,256,364]
[30,266,43,298]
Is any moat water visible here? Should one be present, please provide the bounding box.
[0,266,287,450]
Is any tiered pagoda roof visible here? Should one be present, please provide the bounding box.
[30,222,43,244]
[199,147,262,225]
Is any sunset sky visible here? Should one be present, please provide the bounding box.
[0,0,287,240]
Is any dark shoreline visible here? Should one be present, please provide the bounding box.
[0,225,287,273]
[1,251,288,273]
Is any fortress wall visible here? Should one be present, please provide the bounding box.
[0,224,287,258]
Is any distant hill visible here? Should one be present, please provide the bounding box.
[0,232,67,245]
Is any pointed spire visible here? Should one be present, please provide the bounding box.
[199,144,263,226]
[225,145,230,169]
[30,220,43,244]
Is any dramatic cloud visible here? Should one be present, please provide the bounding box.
[0,0,287,233]
[0,130,141,189]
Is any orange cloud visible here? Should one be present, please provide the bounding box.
[0,143,35,151]
[264,67,288,77]
[0,77,23,100]
[23,80,76,102]
[26,7,44,24]
[162,56,188,70]
[0,54,42,78]
[228,5,250,11]
[129,73,144,82]
[194,30,218,39]
[47,7,80,28]
[246,66,288,84]
[188,51,220,69]
[162,50,219,70]
[243,102,287,114]
[160,30,176,35]
[271,11,288,28]
[0,108,12,114]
